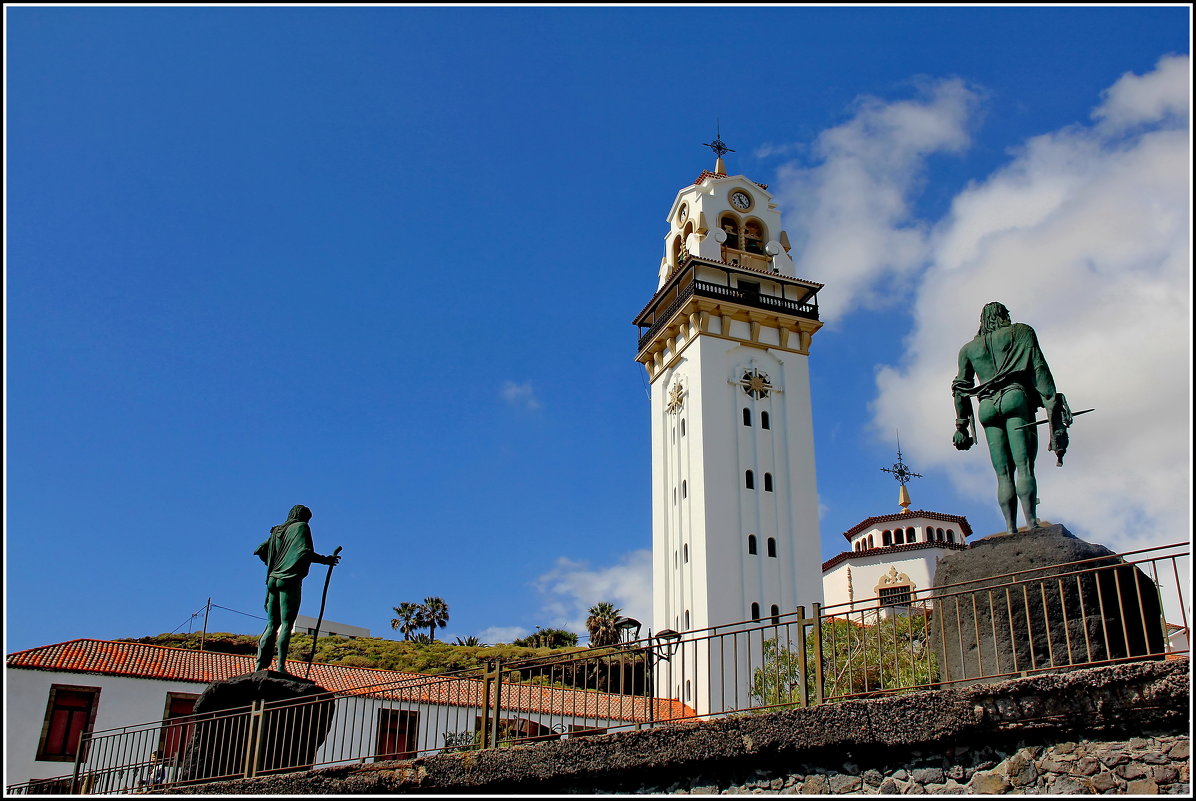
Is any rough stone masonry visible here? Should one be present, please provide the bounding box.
[175,657,1189,795]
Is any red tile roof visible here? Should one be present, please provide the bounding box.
[693,170,768,190]
[821,541,969,572]
[841,510,972,542]
[7,640,693,723]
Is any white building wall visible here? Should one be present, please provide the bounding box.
[6,668,207,787]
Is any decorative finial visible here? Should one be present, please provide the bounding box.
[703,122,734,174]
[880,431,922,512]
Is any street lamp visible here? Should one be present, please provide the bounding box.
[615,616,642,645]
[652,629,682,662]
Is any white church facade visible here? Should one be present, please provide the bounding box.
[821,508,972,617]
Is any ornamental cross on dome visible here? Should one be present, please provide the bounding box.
[666,381,686,414]
[881,433,923,487]
[738,369,772,399]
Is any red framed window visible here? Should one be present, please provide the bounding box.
[37,685,100,762]
[158,693,199,762]
[375,709,418,761]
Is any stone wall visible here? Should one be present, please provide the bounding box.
[175,658,1189,795]
[613,734,1189,794]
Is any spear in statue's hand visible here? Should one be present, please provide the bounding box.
[305,546,342,679]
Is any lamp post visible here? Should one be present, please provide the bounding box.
[649,628,683,712]
[614,616,642,645]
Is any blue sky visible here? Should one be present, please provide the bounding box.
[5,5,1191,653]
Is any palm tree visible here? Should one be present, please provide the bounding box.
[454,635,485,647]
[421,597,450,642]
[585,602,622,648]
[389,602,422,641]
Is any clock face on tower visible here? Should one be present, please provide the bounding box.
[678,204,688,224]
[730,191,752,211]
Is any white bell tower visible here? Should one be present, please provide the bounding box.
[634,140,824,712]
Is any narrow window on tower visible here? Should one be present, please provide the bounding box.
[761,411,770,429]
[681,419,687,436]
[720,215,741,250]
[743,408,751,426]
[883,530,892,546]
[683,544,689,563]
[767,537,777,557]
[895,529,904,545]
[745,470,754,489]
[947,529,955,543]
[751,602,761,621]
[684,610,690,629]
[748,534,758,555]
[764,472,773,492]
[907,527,916,542]
[682,480,687,498]
[770,604,781,624]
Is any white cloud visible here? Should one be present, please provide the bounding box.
[478,625,531,645]
[773,77,981,321]
[853,55,1190,554]
[532,550,652,639]
[1093,53,1190,133]
[500,380,542,411]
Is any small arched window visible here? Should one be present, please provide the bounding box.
[907,527,917,543]
[682,480,687,498]
[683,544,689,563]
[743,408,752,426]
[748,535,758,555]
[894,529,905,545]
[745,470,755,489]
[937,527,945,541]
[867,534,875,549]
[770,604,781,625]
[883,530,892,546]
[720,215,741,250]
[684,610,690,629]
[751,602,761,621]
[767,537,777,557]
[763,472,773,492]
[947,529,955,543]
[671,235,683,266]
[761,411,770,430]
[744,220,766,255]
[926,526,934,541]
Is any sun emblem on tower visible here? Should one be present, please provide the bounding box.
[666,380,686,414]
[739,369,772,399]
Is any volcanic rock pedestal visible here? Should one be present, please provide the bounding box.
[929,524,1165,685]
[179,670,334,783]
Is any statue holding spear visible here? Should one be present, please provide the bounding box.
[253,504,341,675]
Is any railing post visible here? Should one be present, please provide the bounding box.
[795,606,807,708]
[480,666,492,750]
[810,602,824,706]
[489,659,504,749]
[243,700,264,779]
[69,732,86,794]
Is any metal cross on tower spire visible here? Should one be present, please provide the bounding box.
[881,432,923,511]
[703,122,735,164]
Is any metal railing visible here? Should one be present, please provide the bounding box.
[9,542,1186,795]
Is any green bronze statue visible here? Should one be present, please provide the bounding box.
[952,302,1073,535]
[254,504,341,674]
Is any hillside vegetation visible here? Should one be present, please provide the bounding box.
[120,632,583,675]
